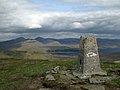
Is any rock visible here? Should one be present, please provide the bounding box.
[40,76,44,80]
[81,85,105,90]
[28,84,37,90]
[46,74,55,81]
[89,76,113,84]
[59,73,77,85]
[62,66,67,70]
[51,66,60,74]
[66,73,76,80]
[60,74,68,80]
[51,70,57,74]
[67,70,71,72]
[73,71,91,79]
[59,70,68,75]
[38,88,53,90]
[46,71,50,74]
[71,80,77,85]
[54,66,60,71]
[69,85,83,90]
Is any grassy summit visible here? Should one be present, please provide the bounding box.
[0,59,120,90]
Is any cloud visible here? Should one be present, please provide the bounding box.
[38,10,120,35]
[1,9,120,38]
[0,0,42,29]
[71,21,96,29]
[72,22,84,29]
[62,0,120,7]
[0,0,120,40]
[62,0,81,4]
[0,33,22,41]
[90,0,120,7]
[1,0,120,32]
[40,32,120,39]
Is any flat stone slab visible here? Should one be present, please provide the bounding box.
[73,71,91,79]
[89,76,112,84]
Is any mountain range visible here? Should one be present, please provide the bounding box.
[0,37,120,60]
[0,37,120,50]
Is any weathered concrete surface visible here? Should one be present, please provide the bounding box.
[73,36,107,79]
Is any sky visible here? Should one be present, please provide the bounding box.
[0,0,120,41]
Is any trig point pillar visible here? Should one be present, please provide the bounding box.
[73,36,107,79]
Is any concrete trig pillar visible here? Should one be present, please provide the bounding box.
[73,36,107,79]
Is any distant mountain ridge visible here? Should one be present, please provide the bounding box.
[36,37,120,48]
[0,37,120,52]
[0,37,26,51]
[0,37,120,60]
[35,37,79,44]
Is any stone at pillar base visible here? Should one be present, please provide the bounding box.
[73,70,107,79]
